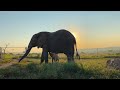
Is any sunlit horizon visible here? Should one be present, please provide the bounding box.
[1,11,120,49]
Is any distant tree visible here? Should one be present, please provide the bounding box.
[0,47,2,59]
[3,43,9,54]
[2,43,9,60]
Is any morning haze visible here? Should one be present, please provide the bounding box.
[0,11,120,49]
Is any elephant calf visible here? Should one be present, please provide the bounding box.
[49,52,59,63]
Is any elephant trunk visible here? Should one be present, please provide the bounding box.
[18,47,32,62]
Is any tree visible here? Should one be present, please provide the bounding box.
[2,43,9,60]
[3,43,9,54]
[0,47,2,59]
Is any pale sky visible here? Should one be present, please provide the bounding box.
[0,11,120,49]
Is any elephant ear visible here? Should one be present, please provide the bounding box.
[37,32,48,48]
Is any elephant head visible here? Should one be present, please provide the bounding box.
[18,32,49,62]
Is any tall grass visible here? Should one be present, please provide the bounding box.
[0,59,120,79]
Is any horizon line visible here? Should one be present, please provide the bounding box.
[1,46,120,49]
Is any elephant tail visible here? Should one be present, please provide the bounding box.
[74,43,80,60]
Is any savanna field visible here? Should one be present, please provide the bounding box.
[0,53,120,79]
[1,11,120,79]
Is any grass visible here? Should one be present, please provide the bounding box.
[0,59,13,66]
[0,58,120,79]
[0,53,120,79]
[0,53,19,66]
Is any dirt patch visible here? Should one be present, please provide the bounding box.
[0,59,18,69]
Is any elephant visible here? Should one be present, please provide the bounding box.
[18,29,80,63]
[49,52,59,63]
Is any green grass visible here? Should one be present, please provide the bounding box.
[0,59,13,66]
[1,53,20,60]
[0,58,120,79]
[0,54,19,66]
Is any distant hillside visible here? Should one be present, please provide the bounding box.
[1,46,120,54]
[78,47,120,54]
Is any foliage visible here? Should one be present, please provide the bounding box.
[0,58,120,79]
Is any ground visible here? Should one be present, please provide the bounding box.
[0,59,18,69]
[0,57,120,79]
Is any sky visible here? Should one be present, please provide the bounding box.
[0,11,120,49]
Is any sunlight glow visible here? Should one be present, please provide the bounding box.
[1,12,120,49]
[72,32,77,39]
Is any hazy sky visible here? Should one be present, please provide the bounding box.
[0,11,120,49]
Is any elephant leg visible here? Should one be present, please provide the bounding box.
[40,48,48,64]
[52,58,53,63]
[40,52,44,64]
[43,52,48,63]
[65,52,74,63]
[67,56,74,62]
[43,49,48,63]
